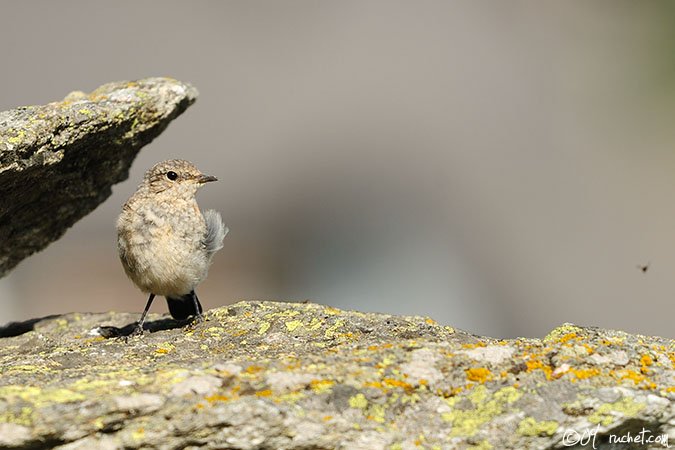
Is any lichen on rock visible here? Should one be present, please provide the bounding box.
[0,300,673,449]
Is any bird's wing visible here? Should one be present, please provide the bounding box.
[202,209,228,258]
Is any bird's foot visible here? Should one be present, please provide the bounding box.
[124,323,145,340]
[183,313,206,331]
[193,313,205,324]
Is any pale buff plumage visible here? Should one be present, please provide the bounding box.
[117,159,226,309]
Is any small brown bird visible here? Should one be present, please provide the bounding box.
[116,159,227,335]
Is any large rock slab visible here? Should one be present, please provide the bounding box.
[0,301,672,449]
[0,78,198,276]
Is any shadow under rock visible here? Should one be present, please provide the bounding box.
[0,315,61,338]
[97,317,192,338]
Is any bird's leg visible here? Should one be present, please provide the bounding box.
[191,291,205,324]
[131,293,155,336]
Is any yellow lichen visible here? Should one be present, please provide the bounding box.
[131,427,145,441]
[0,406,33,426]
[493,386,522,404]
[517,417,558,436]
[440,385,510,437]
[544,324,584,343]
[258,321,271,335]
[349,393,368,409]
[367,404,386,423]
[0,386,85,406]
[324,319,345,339]
[285,320,303,332]
[310,379,335,394]
[589,397,645,426]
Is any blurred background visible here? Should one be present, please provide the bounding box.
[1,1,674,339]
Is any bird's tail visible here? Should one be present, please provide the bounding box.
[166,291,203,320]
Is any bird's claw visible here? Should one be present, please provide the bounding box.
[183,313,206,331]
[124,324,144,340]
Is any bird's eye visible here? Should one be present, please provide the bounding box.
[166,171,178,181]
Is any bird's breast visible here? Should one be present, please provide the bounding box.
[117,200,208,296]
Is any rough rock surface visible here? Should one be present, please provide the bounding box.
[0,301,672,449]
[0,78,198,276]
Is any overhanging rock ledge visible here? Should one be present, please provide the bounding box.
[0,77,198,276]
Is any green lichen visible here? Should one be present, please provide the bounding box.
[517,417,559,436]
[258,321,271,335]
[588,396,645,426]
[493,386,522,404]
[0,385,86,406]
[325,319,345,339]
[544,324,585,343]
[0,406,34,425]
[349,393,368,409]
[441,385,517,437]
[4,365,51,374]
[285,320,303,332]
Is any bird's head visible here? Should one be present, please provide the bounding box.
[143,159,217,197]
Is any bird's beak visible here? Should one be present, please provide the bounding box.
[197,174,218,184]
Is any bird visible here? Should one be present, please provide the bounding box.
[116,159,227,336]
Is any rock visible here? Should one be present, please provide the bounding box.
[0,78,198,276]
[0,301,673,449]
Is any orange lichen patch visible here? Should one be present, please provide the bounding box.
[425,318,437,325]
[525,358,552,380]
[559,333,581,344]
[611,369,656,390]
[322,415,333,421]
[310,379,335,393]
[245,365,264,374]
[581,343,594,354]
[462,342,487,349]
[364,381,384,389]
[383,378,414,393]
[205,394,231,404]
[255,389,273,397]
[353,357,374,363]
[367,343,393,351]
[465,367,492,383]
[437,386,464,397]
[665,387,675,393]
[640,354,653,374]
[418,379,428,386]
[570,368,600,381]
